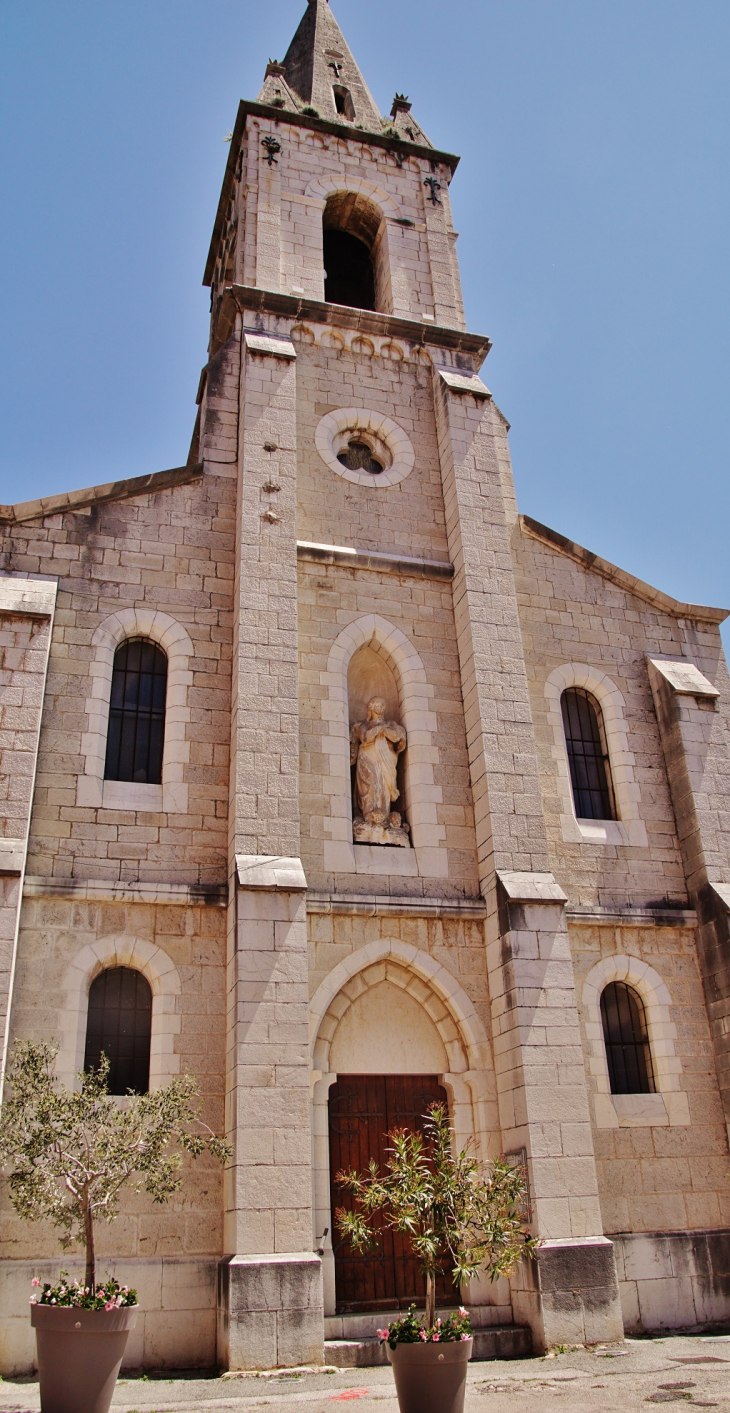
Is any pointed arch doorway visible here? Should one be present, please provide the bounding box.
[328,1073,459,1313]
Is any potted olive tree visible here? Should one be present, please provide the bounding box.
[0,1041,230,1413]
[336,1103,535,1413]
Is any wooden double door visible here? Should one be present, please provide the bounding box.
[328,1074,459,1313]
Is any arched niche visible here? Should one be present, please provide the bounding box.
[347,643,399,724]
[347,644,408,837]
[321,614,447,877]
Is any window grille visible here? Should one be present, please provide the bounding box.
[84,966,152,1095]
[560,686,616,821]
[104,638,167,784]
[600,980,655,1095]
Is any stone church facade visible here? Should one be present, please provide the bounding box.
[2,0,730,1374]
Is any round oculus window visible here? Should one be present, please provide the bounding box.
[315,409,415,488]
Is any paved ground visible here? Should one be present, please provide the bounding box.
[3,1334,730,1412]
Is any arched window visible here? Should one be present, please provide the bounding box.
[84,966,152,1095]
[104,638,167,785]
[561,686,616,821]
[323,191,382,311]
[332,85,355,120]
[600,980,655,1095]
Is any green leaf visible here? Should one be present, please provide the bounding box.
[333,1102,534,1299]
[0,1042,231,1273]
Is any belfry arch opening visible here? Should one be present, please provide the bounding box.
[323,191,385,311]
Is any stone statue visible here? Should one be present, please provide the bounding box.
[349,696,409,846]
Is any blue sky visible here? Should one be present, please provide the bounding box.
[1,1,729,640]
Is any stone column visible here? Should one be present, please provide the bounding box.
[0,576,56,1095]
[647,652,730,1141]
[433,370,623,1349]
[218,319,323,1370]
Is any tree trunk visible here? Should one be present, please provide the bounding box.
[83,1193,95,1292]
[425,1271,436,1330]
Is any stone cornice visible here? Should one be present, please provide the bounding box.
[204,99,460,286]
[23,876,227,906]
[0,464,204,527]
[307,892,486,919]
[566,903,698,927]
[520,514,729,626]
[221,284,491,364]
[297,541,453,580]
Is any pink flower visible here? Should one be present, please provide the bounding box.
[461,1333,470,1341]
[432,1332,440,1342]
[459,1306,468,1317]
[31,1277,41,1288]
[376,1329,388,1341]
[419,1329,427,1342]
[105,1300,116,1312]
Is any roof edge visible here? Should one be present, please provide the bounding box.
[204,100,460,286]
[223,284,490,363]
[520,514,729,626]
[0,464,203,527]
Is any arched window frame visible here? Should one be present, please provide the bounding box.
[600,979,654,1096]
[544,663,648,847]
[77,608,193,813]
[560,685,616,823]
[56,934,181,1094]
[104,637,168,787]
[320,613,447,879]
[84,964,153,1095]
[581,955,689,1129]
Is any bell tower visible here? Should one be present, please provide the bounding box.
[199,0,624,1370]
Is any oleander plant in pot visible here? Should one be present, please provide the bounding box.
[336,1103,535,1413]
[0,1041,230,1413]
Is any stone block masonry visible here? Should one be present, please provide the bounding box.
[2,0,730,1374]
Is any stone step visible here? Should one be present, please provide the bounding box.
[325,1325,532,1368]
[325,1338,389,1369]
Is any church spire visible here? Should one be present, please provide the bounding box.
[280,0,383,133]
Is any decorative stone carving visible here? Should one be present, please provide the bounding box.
[349,697,409,846]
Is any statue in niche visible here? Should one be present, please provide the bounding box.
[350,696,409,847]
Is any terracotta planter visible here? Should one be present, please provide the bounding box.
[386,1336,473,1413]
[31,1303,138,1413]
